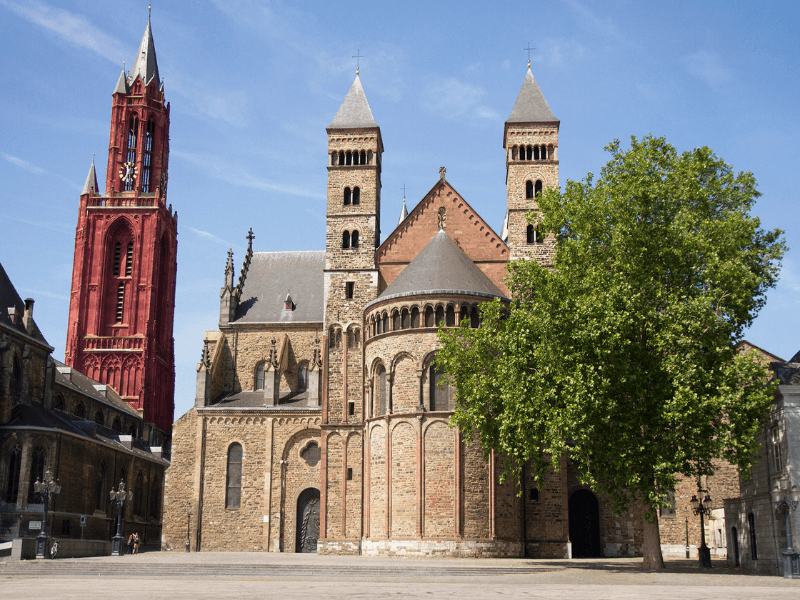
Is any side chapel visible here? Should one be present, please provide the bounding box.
[163,66,653,557]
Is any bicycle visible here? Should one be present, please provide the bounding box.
[49,538,59,559]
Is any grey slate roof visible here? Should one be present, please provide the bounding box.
[328,75,378,129]
[0,262,46,342]
[206,390,321,411]
[81,161,100,195]
[53,359,139,417]
[113,69,127,95]
[127,19,160,88]
[234,251,325,323]
[773,350,800,385]
[373,230,507,305]
[506,69,558,124]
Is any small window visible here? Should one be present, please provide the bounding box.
[525,180,533,199]
[352,187,360,205]
[377,366,387,416]
[772,426,783,472]
[53,395,65,411]
[533,145,540,160]
[301,442,320,467]
[359,151,366,164]
[348,402,355,416]
[342,231,351,249]
[345,282,354,299]
[226,443,243,509]
[535,180,543,197]
[351,230,360,249]
[95,462,106,511]
[529,488,539,502]
[27,447,46,504]
[347,468,353,481]
[298,363,309,392]
[74,403,86,419]
[430,364,453,412]
[94,410,104,426]
[344,187,352,205]
[659,491,676,518]
[255,362,265,390]
[411,307,420,328]
[748,513,758,560]
[111,417,121,433]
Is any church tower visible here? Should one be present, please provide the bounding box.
[65,16,177,436]
[319,74,382,546]
[504,67,559,263]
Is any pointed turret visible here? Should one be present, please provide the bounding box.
[399,197,408,224]
[328,75,377,129]
[506,69,558,124]
[113,69,127,95]
[81,159,100,195]
[128,19,160,88]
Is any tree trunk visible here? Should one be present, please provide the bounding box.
[642,508,665,570]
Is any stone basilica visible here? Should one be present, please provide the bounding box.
[162,62,657,558]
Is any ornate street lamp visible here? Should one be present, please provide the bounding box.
[771,477,800,579]
[33,468,62,559]
[109,480,132,556]
[690,493,713,568]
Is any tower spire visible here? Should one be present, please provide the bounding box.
[128,16,160,87]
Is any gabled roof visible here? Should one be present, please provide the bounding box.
[0,262,47,342]
[53,359,139,417]
[233,251,324,323]
[372,230,507,305]
[506,69,558,124]
[328,75,378,129]
[81,160,100,195]
[127,19,160,88]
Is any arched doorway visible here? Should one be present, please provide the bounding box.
[731,526,740,566]
[296,488,320,553]
[569,489,601,558]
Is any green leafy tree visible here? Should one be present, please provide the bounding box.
[437,135,786,569]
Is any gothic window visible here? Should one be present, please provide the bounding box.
[125,242,133,276]
[4,444,22,504]
[226,443,243,509]
[535,180,543,197]
[377,366,387,415]
[113,242,122,276]
[10,356,21,402]
[95,462,106,511]
[124,116,138,191]
[74,403,85,419]
[526,180,533,199]
[772,426,783,472]
[128,423,137,437]
[748,513,758,560]
[410,307,420,328]
[351,230,360,248]
[352,186,360,205]
[94,410,104,426]
[344,187,352,205]
[111,417,121,433]
[345,282,354,299]
[255,362,265,390]
[301,442,320,467]
[659,491,676,518]
[134,471,144,517]
[342,231,351,249]
[430,364,453,412]
[298,362,309,392]
[53,395,65,411]
[141,120,155,192]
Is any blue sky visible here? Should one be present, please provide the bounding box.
[1,0,798,421]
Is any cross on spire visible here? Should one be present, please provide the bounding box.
[439,166,446,180]
[352,49,364,75]
[523,42,535,68]
[246,228,255,250]
[401,183,409,198]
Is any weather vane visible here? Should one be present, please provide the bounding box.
[523,42,535,68]
[352,49,364,75]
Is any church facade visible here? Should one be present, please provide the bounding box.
[163,69,651,558]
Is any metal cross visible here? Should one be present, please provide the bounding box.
[246,228,255,250]
[523,42,535,68]
[401,183,409,198]
[352,49,364,75]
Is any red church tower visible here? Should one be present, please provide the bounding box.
[65,17,177,435]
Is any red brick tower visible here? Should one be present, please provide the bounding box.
[65,17,177,436]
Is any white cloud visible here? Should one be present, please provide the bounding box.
[169,75,251,128]
[0,0,126,64]
[420,77,499,122]
[561,0,621,39]
[2,153,47,175]
[0,213,72,235]
[684,50,733,89]
[172,150,325,200]
[185,226,232,247]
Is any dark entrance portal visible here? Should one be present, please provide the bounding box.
[296,488,320,553]
[569,489,601,558]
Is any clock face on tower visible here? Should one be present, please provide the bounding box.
[119,161,137,184]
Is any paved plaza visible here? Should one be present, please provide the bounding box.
[1,551,798,599]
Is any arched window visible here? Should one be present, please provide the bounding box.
[351,230,359,248]
[410,307,420,328]
[359,150,366,164]
[392,311,400,331]
[298,363,309,392]
[527,145,533,160]
[542,145,548,160]
[345,151,352,166]
[344,187,351,205]
[124,116,138,191]
[748,513,758,560]
[95,462,106,511]
[3,444,22,504]
[446,305,455,327]
[425,306,435,328]
[382,313,389,333]
[533,145,540,160]
[255,362,265,390]
[460,306,469,325]
[10,356,21,402]
[94,410,104,426]
[401,308,410,329]
[134,471,144,517]
[338,150,344,165]
[54,395,65,411]
[342,231,351,249]
[141,120,155,192]
[470,306,480,328]
[27,446,46,504]
[74,403,85,419]
[352,186,360,205]
[430,364,453,412]
[526,180,533,199]
[112,417,121,433]
[377,366,387,415]
[128,423,137,437]
[226,443,243,509]
[535,180,543,197]
[435,306,445,326]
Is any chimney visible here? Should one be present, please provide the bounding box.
[23,298,34,335]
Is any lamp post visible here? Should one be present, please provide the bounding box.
[33,468,61,559]
[690,493,713,568]
[109,480,132,556]
[771,477,800,579]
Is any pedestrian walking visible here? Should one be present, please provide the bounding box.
[133,532,140,554]
[126,533,134,556]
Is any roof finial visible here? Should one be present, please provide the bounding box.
[149,2,152,21]
[439,166,446,180]
[399,185,409,224]
[246,227,255,251]
[92,152,95,166]
[352,49,364,75]
[523,42,534,69]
